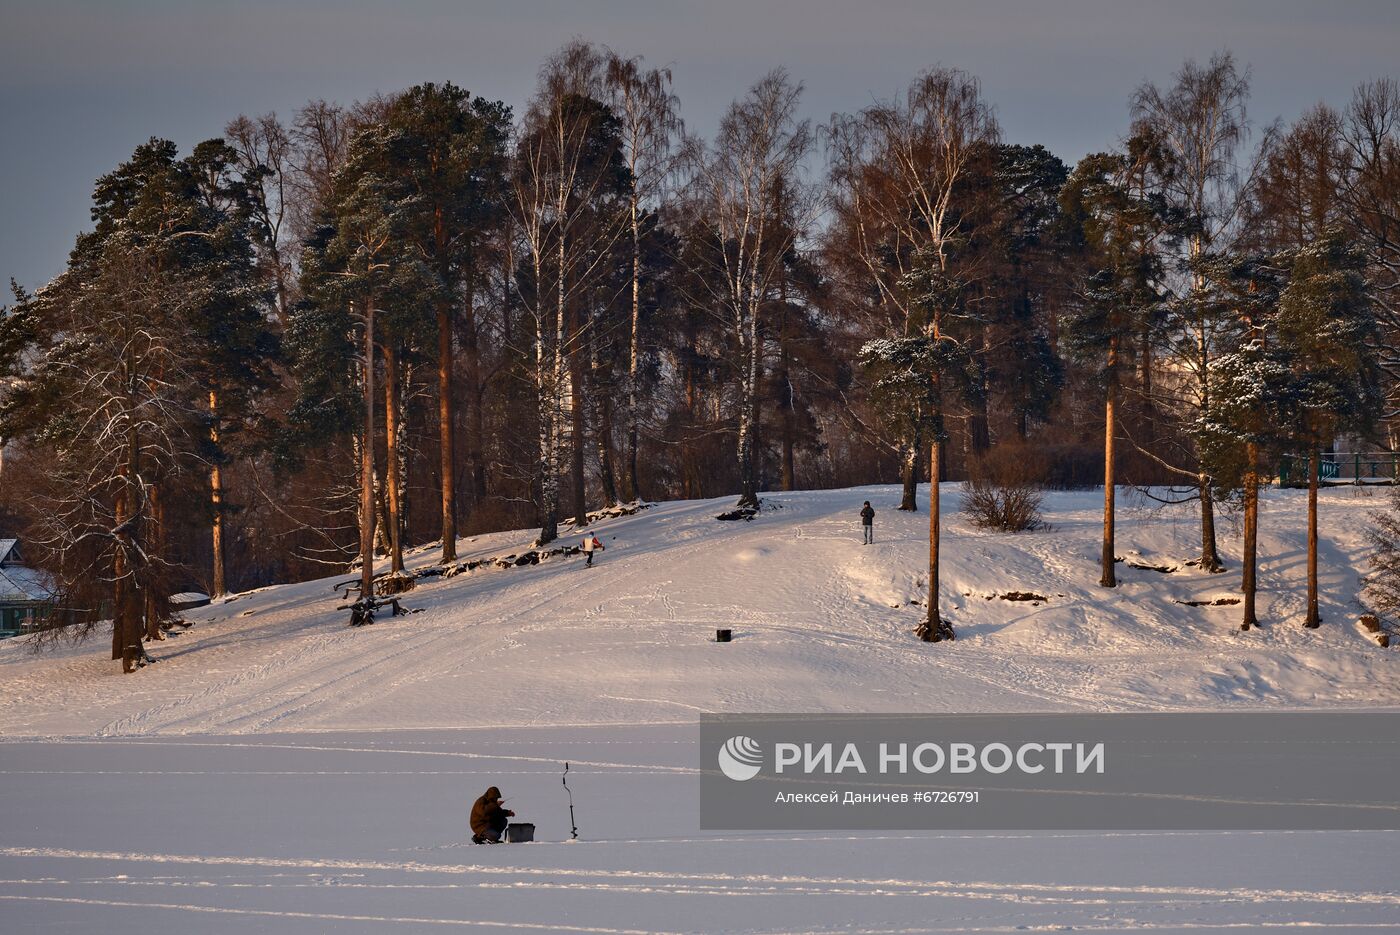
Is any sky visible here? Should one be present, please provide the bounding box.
[2,0,1398,290]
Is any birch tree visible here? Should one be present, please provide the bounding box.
[828,69,998,519]
[511,41,630,543]
[605,52,682,503]
[835,69,995,639]
[227,112,296,324]
[686,69,813,509]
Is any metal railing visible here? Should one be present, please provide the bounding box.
[1278,452,1400,486]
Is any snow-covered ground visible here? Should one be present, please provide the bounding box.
[2,484,1398,932]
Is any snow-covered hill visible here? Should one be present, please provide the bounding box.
[3,482,1397,738]
[5,484,1400,933]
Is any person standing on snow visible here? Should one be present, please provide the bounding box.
[581,533,605,567]
[860,501,875,545]
[470,786,514,844]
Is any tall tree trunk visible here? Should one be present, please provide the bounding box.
[534,260,559,547]
[592,337,619,508]
[737,414,757,507]
[626,197,642,503]
[112,564,130,666]
[463,277,488,507]
[384,343,405,574]
[682,337,698,500]
[117,554,143,673]
[435,203,459,562]
[777,271,795,492]
[899,430,920,511]
[373,468,391,556]
[1139,324,1156,454]
[1199,478,1224,573]
[112,482,130,664]
[209,389,226,598]
[537,204,569,545]
[1241,441,1259,631]
[358,295,378,610]
[1193,241,1222,573]
[1304,445,1321,628]
[570,328,587,528]
[918,294,954,643]
[735,291,761,510]
[597,399,619,508]
[144,480,166,641]
[751,356,764,496]
[436,295,457,563]
[115,417,144,671]
[918,437,953,642]
[1100,339,1118,588]
[780,407,796,492]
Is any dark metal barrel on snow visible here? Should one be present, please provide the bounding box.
[716,629,732,642]
[504,823,535,843]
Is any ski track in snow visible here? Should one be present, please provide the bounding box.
[6,844,1400,904]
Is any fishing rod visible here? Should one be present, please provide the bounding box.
[562,761,579,840]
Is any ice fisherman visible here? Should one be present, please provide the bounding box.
[470,786,514,844]
[860,501,875,545]
[581,533,605,567]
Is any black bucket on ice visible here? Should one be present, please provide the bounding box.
[716,629,732,642]
[504,823,535,843]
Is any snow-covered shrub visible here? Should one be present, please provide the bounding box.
[962,444,1047,532]
[1363,486,1400,623]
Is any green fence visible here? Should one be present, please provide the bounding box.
[1278,452,1400,487]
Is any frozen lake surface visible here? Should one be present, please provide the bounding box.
[4,727,1400,933]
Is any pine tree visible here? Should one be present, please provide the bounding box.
[383,83,510,562]
[312,123,420,618]
[1199,252,1290,629]
[1062,140,1178,588]
[180,140,280,598]
[1275,230,1383,627]
[860,247,981,642]
[1,138,279,669]
[980,144,1068,440]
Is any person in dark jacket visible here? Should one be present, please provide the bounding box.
[860,501,875,545]
[470,785,514,843]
